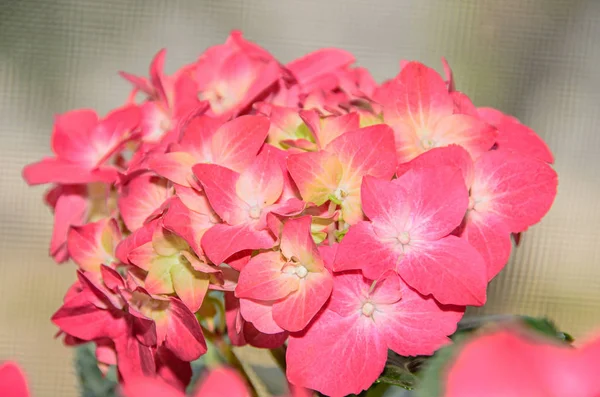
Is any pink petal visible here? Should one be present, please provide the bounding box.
[431,114,497,160]
[397,166,469,240]
[442,56,455,92]
[149,49,168,104]
[51,109,98,163]
[192,164,247,225]
[471,150,558,233]
[287,309,387,397]
[235,251,299,301]
[239,298,284,334]
[51,293,126,340]
[122,377,184,397]
[193,367,251,397]
[286,48,355,87]
[118,174,171,232]
[164,298,207,361]
[280,216,323,270]
[114,335,156,382]
[461,212,513,281]
[22,158,118,185]
[0,362,29,397]
[286,149,343,205]
[116,219,160,265]
[272,269,333,332]
[360,175,411,229]
[119,71,153,95]
[396,145,475,187]
[394,61,454,126]
[450,91,478,116]
[201,223,275,266]
[327,124,397,180]
[333,221,398,280]
[49,186,88,263]
[162,197,216,257]
[445,330,548,397]
[378,275,463,356]
[68,218,121,272]
[148,152,198,187]
[236,145,284,208]
[211,115,270,172]
[100,265,126,292]
[402,235,487,306]
[178,115,222,160]
[493,117,554,163]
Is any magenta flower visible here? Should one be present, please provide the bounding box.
[0,362,29,397]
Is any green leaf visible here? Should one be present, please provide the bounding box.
[376,352,424,390]
[75,344,119,397]
[520,316,574,343]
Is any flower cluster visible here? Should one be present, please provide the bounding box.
[23,31,558,396]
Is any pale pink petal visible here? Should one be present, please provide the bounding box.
[471,150,558,233]
[360,175,410,229]
[280,216,323,270]
[236,251,299,301]
[192,164,247,225]
[287,310,387,397]
[201,223,275,266]
[272,270,333,332]
[236,145,284,208]
[22,158,118,185]
[239,298,284,334]
[67,218,120,272]
[286,150,343,206]
[148,152,198,187]
[51,109,98,163]
[118,174,171,232]
[396,145,475,188]
[333,222,398,280]
[211,115,269,172]
[431,114,497,160]
[462,212,513,281]
[378,276,463,356]
[397,166,469,241]
[286,48,355,87]
[50,186,88,263]
[402,236,487,306]
[162,197,216,257]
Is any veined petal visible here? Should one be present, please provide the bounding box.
[236,145,284,208]
[280,216,323,271]
[239,298,284,334]
[272,269,333,332]
[286,150,343,206]
[192,164,247,225]
[148,152,198,187]
[211,115,269,172]
[201,223,275,266]
[235,251,299,301]
[171,262,210,313]
[401,236,487,306]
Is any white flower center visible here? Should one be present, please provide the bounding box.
[397,231,411,245]
[295,265,308,279]
[248,206,261,219]
[361,302,375,317]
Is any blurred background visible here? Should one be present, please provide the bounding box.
[1,0,600,395]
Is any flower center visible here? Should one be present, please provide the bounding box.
[421,138,435,150]
[361,302,375,317]
[295,265,308,279]
[397,231,411,245]
[333,187,348,201]
[248,206,261,219]
[468,196,475,211]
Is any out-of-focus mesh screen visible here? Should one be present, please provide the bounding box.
[1,0,599,395]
